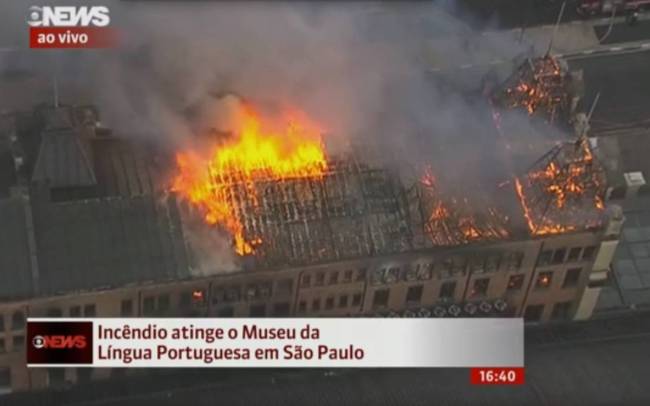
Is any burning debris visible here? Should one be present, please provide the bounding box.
[415,166,510,246]
[514,138,606,236]
[491,56,572,124]
[171,105,412,266]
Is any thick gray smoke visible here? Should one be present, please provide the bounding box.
[0,0,560,272]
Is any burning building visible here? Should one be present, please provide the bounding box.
[0,93,621,393]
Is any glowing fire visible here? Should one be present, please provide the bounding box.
[171,106,328,255]
[420,166,509,245]
[514,139,605,236]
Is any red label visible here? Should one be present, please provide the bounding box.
[470,367,525,385]
[29,27,117,49]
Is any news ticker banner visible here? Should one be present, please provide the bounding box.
[26,318,523,368]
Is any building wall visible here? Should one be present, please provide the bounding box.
[0,231,609,393]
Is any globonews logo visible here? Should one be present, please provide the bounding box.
[28,5,117,49]
[27,321,93,365]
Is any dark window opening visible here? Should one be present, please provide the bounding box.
[356,269,367,282]
[83,304,96,317]
[11,311,24,330]
[406,285,423,304]
[12,335,24,350]
[120,300,133,317]
[538,250,552,266]
[312,299,321,312]
[343,270,353,283]
[524,305,544,322]
[373,289,390,308]
[551,301,572,320]
[552,249,567,264]
[352,293,362,306]
[339,295,348,308]
[567,247,582,262]
[315,273,325,286]
[158,294,170,314]
[249,304,266,317]
[439,281,456,300]
[563,268,582,288]
[301,274,311,288]
[325,297,335,310]
[143,297,155,316]
[582,246,597,260]
[298,301,307,313]
[329,272,339,285]
[273,302,291,316]
[69,306,81,318]
[46,308,62,317]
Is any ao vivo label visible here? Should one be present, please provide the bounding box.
[28,6,117,49]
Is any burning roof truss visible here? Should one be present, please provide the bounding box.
[202,158,414,267]
[491,56,571,124]
[514,138,606,236]
[412,167,511,246]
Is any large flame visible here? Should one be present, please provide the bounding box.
[171,105,328,255]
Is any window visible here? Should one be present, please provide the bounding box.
[567,247,582,262]
[277,279,293,295]
[12,335,24,351]
[298,301,307,313]
[46,308,62,317]
[536,272,553,289]
[538,250,552,266]
[84,304,96,317]
[315,272,325,286]
[524,305,544,322]
[471,278,490,297]
[11,311,24,330]
[143,297,155,315]
[158,295,170,313]
[356,268,367,282]
[0,367,9,388]
[343,270,353,283]
[506,252,523,271]
[218,307,234,317]
[563,268,582,288]
[339,295,348,308]
[439,281,456,300]
[551,302,572,320]
[329,272,339,285]
[180,292,192,308]
[312,299,321,311]
[325,297,335,310]
[582,246,597,260]
[0,339,5,353]
[485,254,501,273]
[249,304,266,317]
[352,293,362,306]
[121,300,133,317]
[507,274,525,291]
[373,289,390,308]
[273,302,291,316]
[552,249,566,264]
[406,285,423,304]
[301,274,311,288]
[69,306,81,318]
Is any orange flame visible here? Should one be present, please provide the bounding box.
[171,106,328,255]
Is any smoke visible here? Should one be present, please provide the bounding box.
[0,0,557,270]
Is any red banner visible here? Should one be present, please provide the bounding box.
[29,27,117,49]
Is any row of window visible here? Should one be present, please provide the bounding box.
[301,269,366,288]
[538,246,597,267]
[298,293,364,313]
[507,268,582,292]
[524,301,573,322]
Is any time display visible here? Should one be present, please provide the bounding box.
[470,367,525,385]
